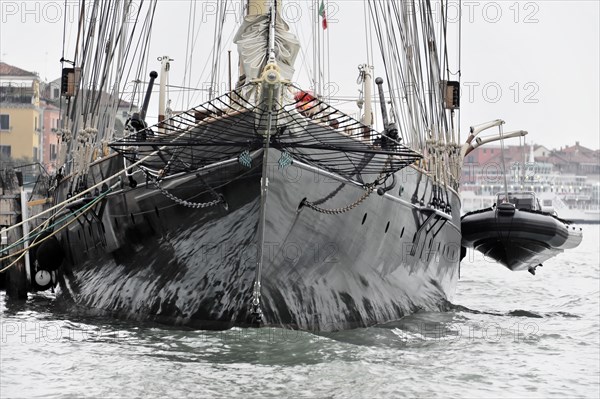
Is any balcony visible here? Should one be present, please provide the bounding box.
[0,86,35,104]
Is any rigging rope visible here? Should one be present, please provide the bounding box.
[0,185,116,269]
[366,0,460,191]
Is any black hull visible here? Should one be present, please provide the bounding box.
[461,206,582,271]
[55,154,262,328]
[47,148,461,330]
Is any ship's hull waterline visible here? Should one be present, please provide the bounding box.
[48,145,461,331]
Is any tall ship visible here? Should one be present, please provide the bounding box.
[4,0,475,330]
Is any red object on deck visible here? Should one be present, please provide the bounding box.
[294,90,317,115]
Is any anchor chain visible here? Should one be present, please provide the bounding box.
[300,157,393,215]
[249,281,263,324]
[151,177,225,209]
[301,182,376,215]
[300,156,391,215]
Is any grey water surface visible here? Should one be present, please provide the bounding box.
[1,226,598,398]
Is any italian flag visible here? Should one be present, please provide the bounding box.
[319,0,327,30]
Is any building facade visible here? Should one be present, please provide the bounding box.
[461,142,600,211]
[40,100,61,173]
[0,62,42,164]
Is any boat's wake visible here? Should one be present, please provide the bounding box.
[445,301,579,319]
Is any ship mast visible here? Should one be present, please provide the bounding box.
[235,0,299,89]
[157,55,171,133]
[313,0,319,97]
[247,0,268,15]
[358,64,374,129]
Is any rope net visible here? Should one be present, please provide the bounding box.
[109,84,422,181]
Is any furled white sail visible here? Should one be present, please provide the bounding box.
[234,14,300,83]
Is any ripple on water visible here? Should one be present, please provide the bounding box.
[1,228,599,398]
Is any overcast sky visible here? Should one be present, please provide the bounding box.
[1,0,598,151]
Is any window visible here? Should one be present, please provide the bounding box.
[33,147,38,162]
[0,145,11,158]
[50,144,57,160]
[34,116,38,131]
[53,88,59,98]
[498,192,536,210]
[0,114,9,130]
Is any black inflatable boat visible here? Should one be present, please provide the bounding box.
[461,192,583,274]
